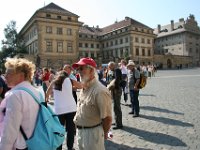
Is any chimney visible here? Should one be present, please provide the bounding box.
[157,24,161,33]
[96,25,99,29]
[171,20,174,31]
[125,16,130,20]
[179,18,184,22]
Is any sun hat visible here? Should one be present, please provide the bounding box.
[127,61,135,67]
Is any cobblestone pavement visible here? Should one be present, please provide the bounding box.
[60,68,200,150]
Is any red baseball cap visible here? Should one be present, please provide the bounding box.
[72,57,97,69]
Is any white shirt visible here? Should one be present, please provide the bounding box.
[0,81,40,150]
[53,78,76,115]
[121,65,128,75]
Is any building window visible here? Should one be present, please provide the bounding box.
[46,26,52,33]
[106,51,109,58]
[115,49,118,57]
[136,48,139,56]
[110,41,113,46]
[120,39,123,44]
[46,14,51,18]
[109,50,112,56]
[85,52,88,57]
[142,49,145,56]
[57,16,61,19]
[91,43,94,48]
[46,41,52,52]
[57,41,63,52]
[68,17,72,21]
[79,43,82,47]
[125,37,128,43]
[141,38,145,43]
[58,59,63,67]
[106,42,109,47]
[96,44,99,48]
[67,28,72,35]
[120,49,123,56]
[67,42,73,53]
[115,40,118,45]
[79,34,82,38]
[135,37,139,42]
[91,52,94,58]
[85,43,88,48]
[148,49,151,56]
[147,39,151,44]
[57,27,63,35]
[47,59,52,67]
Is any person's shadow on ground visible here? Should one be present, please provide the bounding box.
[140,114,193,127]
[120,125,187,147]
[105,140,153,150]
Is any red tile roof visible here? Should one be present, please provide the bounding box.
[102,17,152,34]
[79,17,153,36]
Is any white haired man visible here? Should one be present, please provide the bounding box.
[72,57,112,150]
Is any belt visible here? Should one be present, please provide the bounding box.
[77,123,102,129]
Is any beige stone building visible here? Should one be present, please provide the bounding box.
[19,3,83,69]
[78,25,101,64]
[79,17,156,65]
[19,2,156,68]
[154,15,200,68]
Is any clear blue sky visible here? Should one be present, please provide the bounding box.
[0,0,199,46]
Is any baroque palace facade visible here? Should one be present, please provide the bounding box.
[19,2,200,69]
[19,2,155,68]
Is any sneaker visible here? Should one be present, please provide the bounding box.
[129,112,134,114]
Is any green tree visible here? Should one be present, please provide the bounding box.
[2,20,17,48]
[0,20,27,70]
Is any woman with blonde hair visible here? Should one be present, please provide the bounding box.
[0,58,40,150]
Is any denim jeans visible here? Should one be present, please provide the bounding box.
[129,89,139,115]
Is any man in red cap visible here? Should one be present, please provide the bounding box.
[72,57,112,150]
